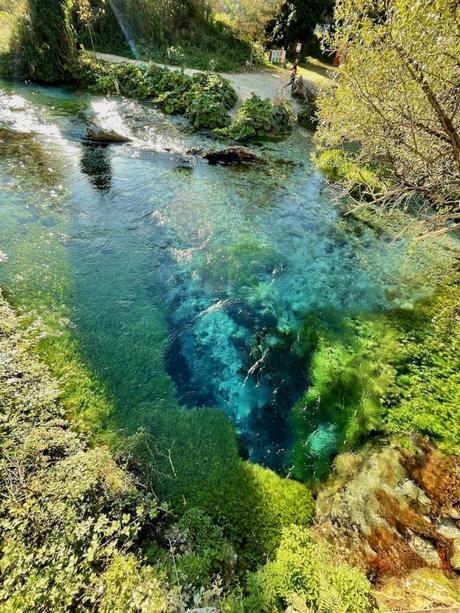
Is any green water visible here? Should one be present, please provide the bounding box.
[0,80,453,472]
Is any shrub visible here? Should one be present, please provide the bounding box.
[173,508,235,588]
[184,73,235,128]
[9,0,77,83]
[75,56,237,130]
[243,526,373,612]
[216,94,294,142]
[154,69,194,114]
[297,100,318,130]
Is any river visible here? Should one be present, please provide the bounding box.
[0,79,450,473]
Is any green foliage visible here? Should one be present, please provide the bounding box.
[384,276,460,455]
[185,72,236,128]
[76,55,237,130]
[291,273,460,481]
[297,100,318,130]
[243,526,373,612]
[10,0,77,82]
[138,38,257,73]
[316,0,460,233]
[315,148,384,198]
[291,315,397,481]
[0,293,175,611]
[154,69,194,113]
[78,0,256,72]
[216,94,294,141]
[127,409,315,573]
[174,509,235,587]
[266,0,334,49]
[99,554,174,612]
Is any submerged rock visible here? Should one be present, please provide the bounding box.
[203,146,263,165]
[85,127,132,144]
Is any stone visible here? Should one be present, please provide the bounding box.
[437,519,460,539]
[85,127,132,143]
[292,76,317,102]
[451,538,460,571]
[203,146,263,165]
[409,535,442,567]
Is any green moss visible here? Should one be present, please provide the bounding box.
[123,409,315,573]
[291,272,460,482]
[291,315,397,481]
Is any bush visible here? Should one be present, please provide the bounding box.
[173,509,235,588]
[297,100,318,130]
[154,69,194,113]
[243,526,373,612]
[75,56,237,130]
[216,94,294,142]
[9,0,77,82]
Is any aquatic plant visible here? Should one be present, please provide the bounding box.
[76,55,237,130]
[315,148,385,199]
[384,276,460,455]
[216,94,295,142]
[185,73,236,129]
[128,409,315,572]
[291,315,397,481]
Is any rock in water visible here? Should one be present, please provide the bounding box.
[203,146,263,165]
[85,127,132,144]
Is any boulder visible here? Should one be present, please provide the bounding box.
[85,127,131,144]
[203,146,263,165]
[292,76,317,103]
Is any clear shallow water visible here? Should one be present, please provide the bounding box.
[0,80,449,471]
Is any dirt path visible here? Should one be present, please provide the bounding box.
[92,51,331,105]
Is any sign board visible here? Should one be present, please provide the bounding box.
[295,42,302,54]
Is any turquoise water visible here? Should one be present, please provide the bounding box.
[0,80,448,471]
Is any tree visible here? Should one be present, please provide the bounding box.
[266,0,334,49]
[316,0,460,238]
[13,0,77,82]
[211,0,284,42]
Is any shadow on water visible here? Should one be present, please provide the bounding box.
[80,142,113,192]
